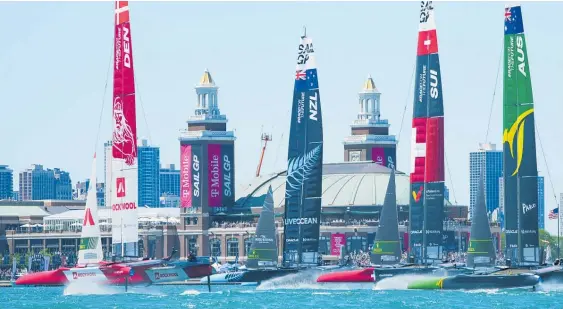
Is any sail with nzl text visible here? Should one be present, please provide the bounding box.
[282,30,324,267]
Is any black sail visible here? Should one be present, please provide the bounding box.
[247,186,278,269]
[371,169,401,265]
[282,32,324,267]
[467,173,496,268]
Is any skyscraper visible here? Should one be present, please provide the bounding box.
[138,139,160,207]
[0,165,13,200]
[160,164,180,197]
[19,165,72,200]
[469,143,503,219]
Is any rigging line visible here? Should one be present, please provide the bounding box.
[484,40,504,142]
[135,80,153,144]
[445,150,458,205]
[272,108,291,170]
[396,64,416,145]
[535,122,559,209]
[94,37,115,153]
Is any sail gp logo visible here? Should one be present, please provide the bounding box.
[419,1,433,23]
[412,186,423,202]
[113,97,137,166]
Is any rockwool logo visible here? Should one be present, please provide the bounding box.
[155,272,179,280]
[72,272,98,279]
[116,177,126,198]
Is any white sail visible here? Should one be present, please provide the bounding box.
[77,154,104,265]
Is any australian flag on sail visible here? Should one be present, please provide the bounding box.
[504,5,524,35]
[307,69,318,89]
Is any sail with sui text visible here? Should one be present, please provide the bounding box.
[409,1,445,263]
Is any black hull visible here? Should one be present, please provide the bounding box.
[240,268,300,283]
[442,273,539,290]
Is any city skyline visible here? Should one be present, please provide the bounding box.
[0,2,562,235]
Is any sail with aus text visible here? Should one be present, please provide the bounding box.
[409,0,445,263]
[502,4,539,265]
[246,186,278,269]
[77,154,104,265]
[111,0,139,258]
[282,31,324,267]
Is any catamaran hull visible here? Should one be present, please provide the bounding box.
[407,273,540,290]
[316,267,374,283]
[201,268,300,284]
[15,260,211,286]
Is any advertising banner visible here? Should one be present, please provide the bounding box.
[207,144,222,207]
[330,233,346,256]
[180,144,192,208]
[221,144,235,208]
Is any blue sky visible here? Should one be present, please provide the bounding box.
[1,1,562,233]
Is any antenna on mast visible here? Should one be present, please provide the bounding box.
[256,130,273,177]
[301,26,307,39]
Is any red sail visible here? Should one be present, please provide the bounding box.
[112,0,138,165]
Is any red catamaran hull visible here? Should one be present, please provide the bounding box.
[15,261,212,286]
[316,268,375,283]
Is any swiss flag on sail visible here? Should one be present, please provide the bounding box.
[116,177,126,198]
[83,208,95,226]
[115,1,130,25]
[417,30,438,56]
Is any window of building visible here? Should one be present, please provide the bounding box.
[244,237,253,256]
[209,238,221,257]
[318,236,330,255]
[188,237,198,255]
[227,237,239,257]
[346,236,367,253]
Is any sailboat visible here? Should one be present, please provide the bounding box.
[201,186,299,284]
[15,1,211,286]
[317,169,413,283]
[407,172,539,290]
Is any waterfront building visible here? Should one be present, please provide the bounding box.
[343,76,397,168]
[138,139,160,207]
[0,162,473,262]
[160,164,180,197]
[0,166,13,200]
[18,165,72,201]
[469,143,503,219]
[104,141,112,207]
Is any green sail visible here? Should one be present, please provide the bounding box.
[502,4,539,265]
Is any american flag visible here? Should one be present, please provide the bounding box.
[549,207,559,220]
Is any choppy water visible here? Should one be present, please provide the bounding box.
[4,275,563,309]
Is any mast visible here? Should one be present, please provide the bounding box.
[282,28,323,267]
[502,4,539,265]
[246,186,278,269]
[371,168,401,265]
[409,1,444,264]
[77,154,104,266]
[111,0,139,258]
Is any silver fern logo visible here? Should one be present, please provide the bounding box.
[286,145,322,198]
